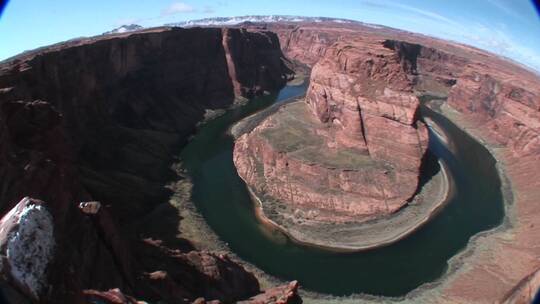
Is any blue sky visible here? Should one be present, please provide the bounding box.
[1,0,539,71]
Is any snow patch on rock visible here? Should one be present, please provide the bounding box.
[6,201,54,298]
[103,24,143,35]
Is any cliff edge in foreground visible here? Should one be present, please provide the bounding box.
[0,27,298,303]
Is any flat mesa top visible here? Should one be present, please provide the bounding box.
[259,101,391,171]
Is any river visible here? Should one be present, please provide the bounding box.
[179,84,505,296]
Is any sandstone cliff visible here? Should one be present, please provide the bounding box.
[236,21,540,302]
[0,27,297,303]
[257,22,468,91]
[234,38,429,222]
[447,69,540,158]
[432,51,540,304]
[0,27,291,220]
[1,18,540,304]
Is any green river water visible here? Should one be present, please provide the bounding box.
[179,84,505,296]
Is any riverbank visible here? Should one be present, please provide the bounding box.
[412,101,540,303]
[166,164,291,291]
[245,156,450,251]
[230,96,305,138]
[292,101,521,303]
[231,96,453,251]
[171,81,514,302]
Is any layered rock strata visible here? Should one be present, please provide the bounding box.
[428,59,540,303]
[253,22,472,92]
[1,17,539,304]
[234,38,429,222]
[0,27,292,220]
[270,21,540,304]
[236,21,540,301]
[0,27,298,303]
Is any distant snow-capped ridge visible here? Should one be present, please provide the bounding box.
[104,16,382,35]
[166,15,357,27]
[104,24,143,35]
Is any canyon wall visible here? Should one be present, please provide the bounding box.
[256,22,464,98]
[0,27,296,303]
[267,22,539,159]
[447,69,540,158]
[434,50,540,304]
[237,21,540,301]
[0,27,291,220]
[273,24,341,66]
[234,38,429,221]
[1,19,539,303]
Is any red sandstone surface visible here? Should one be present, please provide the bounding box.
[428,64,540,303]
[0,27,298,303]
[256,21,540,302]
[234,38,429,221]
[82,281,300,304]
[0,18,539,304]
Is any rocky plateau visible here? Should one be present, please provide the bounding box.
[273,21,540,302]
[0,17,538,304]
[0,26,298,303]
[234,37,430,224]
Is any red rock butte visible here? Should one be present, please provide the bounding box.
[234,38,429,222]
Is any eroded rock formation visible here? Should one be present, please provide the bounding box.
[234,38,429,222]
[83,281,301,304]
[447,69,540,158]
[0,27,298,303]
[0,17,539,304]
[239,280,300,304]
[430,51,540,304]
[236,20,540,301]
[0,27,292,220]
[83,289,140,304]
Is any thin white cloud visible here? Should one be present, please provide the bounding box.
[115,2,217,30]
[161,2,195,16]
[360,0,462,28]
[360,0,540,72]
[393,3,459,27]
[457,22,540,71]
[424,19,540,71]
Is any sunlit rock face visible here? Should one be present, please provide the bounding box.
[0,16,538,304]
[447,70,540,158]
[257,20,540,303]
[0,197,54,300]
[234,38,429,222]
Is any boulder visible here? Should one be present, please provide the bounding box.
[0,197,54,300]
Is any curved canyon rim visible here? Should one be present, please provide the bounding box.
[0,7,539,304]
[180,82,506,296]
